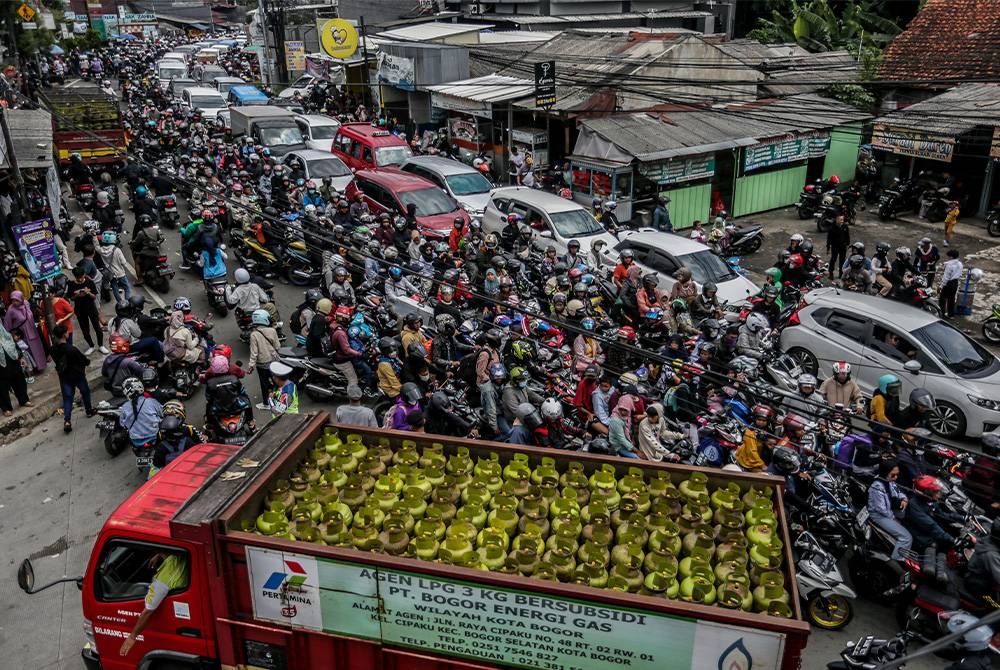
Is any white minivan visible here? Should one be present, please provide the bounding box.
[156,59,188,87]
[180,86,227,120]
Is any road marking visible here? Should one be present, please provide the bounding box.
[123,260,166,309]
[65,78,81,88]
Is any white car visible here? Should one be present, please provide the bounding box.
[399,155,494,218]
[180,86,227,121]
[295,114,341,152]
[611,230,759,306]
[780,288,1000,438]
[482,187,617,260]
[282,150,354,192]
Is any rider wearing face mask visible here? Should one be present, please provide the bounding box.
[499,367,543,432]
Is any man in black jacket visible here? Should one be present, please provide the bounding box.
[51,324,96,433]
[825,214,850,279]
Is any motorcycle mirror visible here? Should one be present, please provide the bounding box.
[903,360,922,374]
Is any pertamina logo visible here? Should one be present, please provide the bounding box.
[260,560,313,618]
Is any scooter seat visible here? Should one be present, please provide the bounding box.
[278,346,307,358]
[916,583,959,611]
[309,357,340,371]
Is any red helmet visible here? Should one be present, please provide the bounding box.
[617,326,637,342]
[782,413,806,433]
[829,175,841,185]
[109,335,130,354]
[913,475,945,499]
[803,184,815,193]
[568,268,584,281]
[752,404,774,420]
[214,343,233,359]
[787,253,804,269]
[335,305,353,321]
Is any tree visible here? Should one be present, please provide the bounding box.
[749,0,901,53]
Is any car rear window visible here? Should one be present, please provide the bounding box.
[399,187,458,217]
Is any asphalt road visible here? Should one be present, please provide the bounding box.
[0,197,985,669]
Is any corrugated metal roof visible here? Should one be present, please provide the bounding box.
[426,74,535,103]
[375,22,492,42]
[715,40,809,65]
[874,83,1000,136]
[3,109,54,169]
[726,94,872,129]
[476,11,711,24]
[478,30,556,44]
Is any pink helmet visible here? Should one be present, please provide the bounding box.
[209,355,229,375]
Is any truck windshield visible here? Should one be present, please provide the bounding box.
[260,126,305,147]
[375,145,413,167]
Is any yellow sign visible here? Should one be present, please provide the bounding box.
[17,3,36,22]
[285,40,305,72]
[318,19,358,60]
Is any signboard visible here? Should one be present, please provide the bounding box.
[17,3,35,22]
[318,18,359,60]
[534,60,556,108]
[640,155,716,184]
[284,40,305,72]
[743,136,812,172]
[246,547,786,670]
[871,123,955,163]
[991,127,1000,159]
[431,92,491,119]
[377,52,415,91]
[11,218,61,282]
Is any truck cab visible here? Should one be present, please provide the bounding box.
[78,443,237,670]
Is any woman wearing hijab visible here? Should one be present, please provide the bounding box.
[163,311,203,365]
[3,291,46,372]
[0,322,31,416]
[607,395,639,458]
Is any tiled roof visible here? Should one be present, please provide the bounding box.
[880,0,1000,83]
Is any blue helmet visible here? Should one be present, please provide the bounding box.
[495,315,512,328]
[581,317,595,331]
[388,266,402,279]
[135,185,147,196]
[878,374,901,395]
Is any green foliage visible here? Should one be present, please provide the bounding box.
[819,83,876,110]
[61,30,105,52]
[749,0,902,53]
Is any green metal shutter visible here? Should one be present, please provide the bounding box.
[660,182,711,230]
[824,122,863,184]
[732,163,808,218]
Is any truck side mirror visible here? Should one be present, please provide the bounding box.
[17,558,83,595]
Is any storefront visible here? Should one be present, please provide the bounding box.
[731,131,832,217]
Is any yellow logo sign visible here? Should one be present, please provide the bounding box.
[17,3,36,22]
[318,19,359,60]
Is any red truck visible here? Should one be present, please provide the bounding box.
[45,85,127,168]
[18,412,809,670]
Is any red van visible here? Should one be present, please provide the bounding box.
[331,122,412,171]
[346,169,471,239]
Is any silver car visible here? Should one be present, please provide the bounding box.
[779,288,1000,438]
[282,150,354,193]
[399,156,494,218]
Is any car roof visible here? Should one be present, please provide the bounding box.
[402,155,478,176]
[618,230,713,256]
[183,86,225,96]
[336,122,407,146]
[285,149,343,162]
[230,84,266,95]
[213,76,244,82]
[295,114,339,126]
[490,186,580,212]
[356,169,437,192]
[804,287,939,331]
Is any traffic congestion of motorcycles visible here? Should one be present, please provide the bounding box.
[44,33,1000,667]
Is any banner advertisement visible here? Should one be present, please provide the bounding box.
[11,218,61,282]
[641,155,715,184]
[284,41,305,72]
[871,123,955,163]
[246,547,785,670]
[377,52,415,91]
[317,18,359,60]
[743,136,810,172]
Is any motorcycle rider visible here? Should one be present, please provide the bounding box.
[736,312,769,360]
[903,474,961,552]
[963,518,1000,610]
[225,268,278,327]
[782,373,822,417]
[305,299,333,357]
[389,382,423,431]
[870,241,894,296]
[92,191,117,232]
[867,459,912,561]
[736,404,775,472]
[329,305,365,388]
[178,209,217,268]
[245,309,282,399]
[130,214,165,285]
[151,414,204,472]
[131,186,158,232]
[384,265,420,299]
[819,360,864,413]
[943,612,994,670]
[101,336,149,396]
[767,446,812,513]
[889,246,916,293]
[425,391,477,438]
[376,337,404,400]
[118,376,164,450]
[67,152,92,185]
[203,354,254,437]
[499,367,543,435]
[898,387,935,430]
[690,282,722,321]
[841,254,872,293]
[915,236,940,286]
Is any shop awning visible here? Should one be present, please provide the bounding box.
[427,75,534,118]
[188,22,210,30]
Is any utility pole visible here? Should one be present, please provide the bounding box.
[262,0,289,85]
[359,15,370,108]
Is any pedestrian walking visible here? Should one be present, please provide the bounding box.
[938,248,962,318]
[943,200,960,247]
[826,214,850,279]
[68,265,106,355]
[50,323,95,433]
[0,322,31,416]
[652,197,672,233]
[3,290,46,372]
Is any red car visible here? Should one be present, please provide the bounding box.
[346,170,471,239]
[331,122,412,171]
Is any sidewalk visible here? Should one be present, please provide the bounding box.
[0,364,104,445]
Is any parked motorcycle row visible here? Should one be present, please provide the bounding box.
[44,33,1000,666]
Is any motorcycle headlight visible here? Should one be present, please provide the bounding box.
[968,394,1000,411]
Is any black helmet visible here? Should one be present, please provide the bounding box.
[702,282,718,295]
[141,366,159,388]
[401,382,422,404]
[128,295,146,313]
[378,337,399,356]
[407,341,427,360]
[762,285,779,300]
[517,402,542,430]
[848,254,864,269]
[160,414,185,438]
[699,318,721,340]
[403,313,422,329]
[304,288,323,307]
[588,437,612,455]
[484,328,502,348]
[778,249,791,263]
[642,273,658,289]
[771,446,801,475]
[429,391,452,412]
[876,241,891,255]
[137,213,154,227]
[490,255,507,271]
[800,240,814,255]
[909,388,935,411]
[552,262,568,275]
[114,300,131,317]
[850,241,865,254]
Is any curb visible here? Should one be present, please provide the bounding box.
[0,367,105,444]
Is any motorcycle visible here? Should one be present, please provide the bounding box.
[206,404,254,445]
[95,397,128,457]
[71,178,95,212]
[825,630,917,669]
[132,437,156,477]
[987,205,1000,237]
[814,195,843,233]
[878,176,923,221]
[155,194,180,229]
[920,186,952,223]
[981,304,1000,344]
[794,530,856,630]
[276,346,352,402]
[140,254,174,293]
[724,222,764,255]
[171,360,200,400]
[898,275,941,317]
[795,183,825,220]
[204,276,229,317]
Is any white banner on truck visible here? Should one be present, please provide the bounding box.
[246,546,785,670]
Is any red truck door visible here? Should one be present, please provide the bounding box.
[86,538,213,669]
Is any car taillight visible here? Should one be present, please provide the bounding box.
[786,309,802,326]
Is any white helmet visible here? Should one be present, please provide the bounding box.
[745,312,769,334]
[122,377,145,399]
[540,398,563,421]
[790,233,804,244]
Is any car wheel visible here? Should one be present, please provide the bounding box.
[785,346,818,377]
[928,401,966,439]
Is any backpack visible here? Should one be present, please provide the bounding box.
[382,403,399,430]
[289,305,305,335]
[457,346,486,387]
[618,281,638,310]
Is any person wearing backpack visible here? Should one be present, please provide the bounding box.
[101,336,149,397]
[306,299,333,358]
[204,355,254,438]
[246,309,281,399]
[289,288,322,345]
[376,337,403,399]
